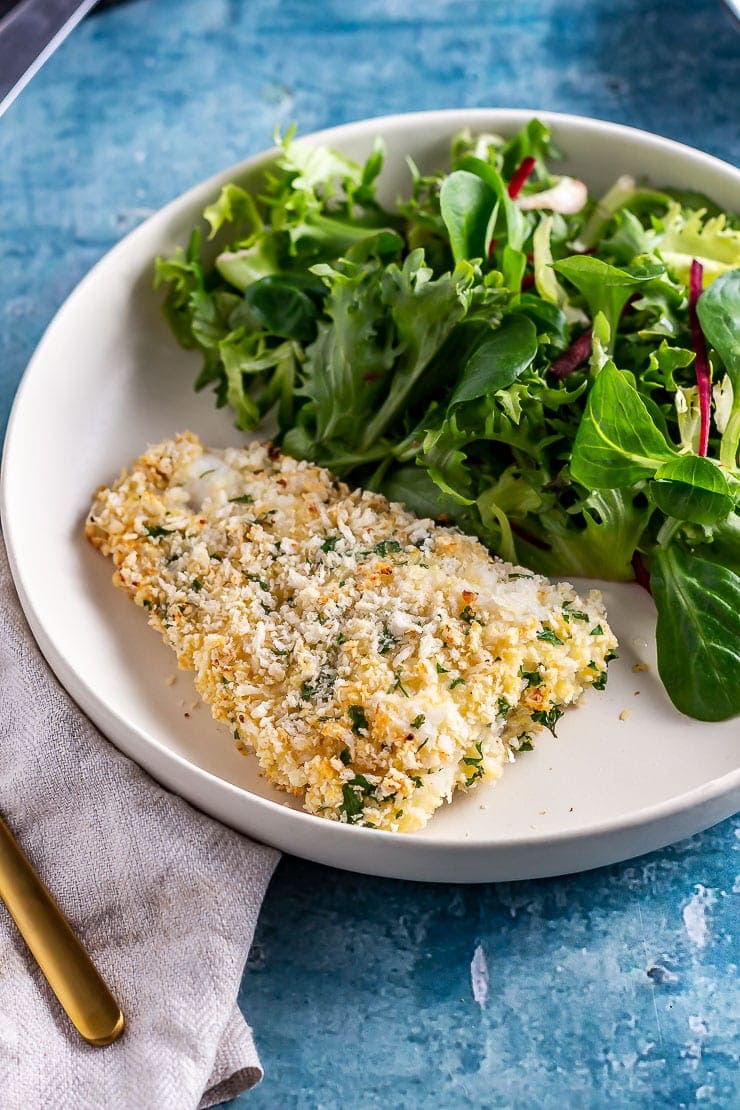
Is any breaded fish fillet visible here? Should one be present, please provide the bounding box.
[86,433,617,832]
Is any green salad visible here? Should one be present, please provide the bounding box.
[156,119,740,722]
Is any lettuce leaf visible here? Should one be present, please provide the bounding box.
[155,121,740,721]
[650,204,740,287]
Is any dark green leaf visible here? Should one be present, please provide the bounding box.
[694,512,740,575]
[554,255,665,341]
[381,466,466,522]
[515,293,568,344]
[456,156,528,253]
[571,363,676,488]
[697,268,740,468]
[651,544,740,721]
[651,456,734,525]
[439,170,495,262]
[696,269,740,385]
[450,316,538,405]
[245,276,319,342]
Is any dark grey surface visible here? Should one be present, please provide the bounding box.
[0,0,97,113]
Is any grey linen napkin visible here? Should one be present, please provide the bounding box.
[0,538,280,1109]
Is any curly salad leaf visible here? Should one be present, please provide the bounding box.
[156,121,740,721]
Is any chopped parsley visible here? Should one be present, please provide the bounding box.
[246,573,270,591]
[496,697,510,717]
[537,626,563,645]
[449,677,465,690]
[321,535,340,553]
[191,578,203,592]
[340,774,376,823]
[462,740,484,785]
[348,705,369,734]
[339,747,352,766]
[337,632,347,645]
[517,733,534,752]
[145,525,174,538]
[592,671,608,691]
[374,539,402,557]
[519,666,542,687]
[436,662,449,675]
[410,714,425,729]
[300,681,315,701]
[228,494,254,504]
[387,670,410,697]
[341,784,364,821]
[590,624,604,636]
[508,572,533,580]
[531,706,564,736]
[605,649,619,663]
[562,604,589,623]
[459,604,478,624]
[379,625,397,654]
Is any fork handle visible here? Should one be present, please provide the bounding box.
[0,814,124,1045]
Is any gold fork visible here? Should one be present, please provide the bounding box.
[0,812,124,1045]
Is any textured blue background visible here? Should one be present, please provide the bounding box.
[1,1,738,1106]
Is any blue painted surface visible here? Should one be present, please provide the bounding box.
[0,1,738,1105]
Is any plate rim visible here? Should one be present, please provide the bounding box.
[2,107,739,875]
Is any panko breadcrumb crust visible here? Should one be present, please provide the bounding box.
[86,433,618,832]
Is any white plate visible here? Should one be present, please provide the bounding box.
[2,110,738,882]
